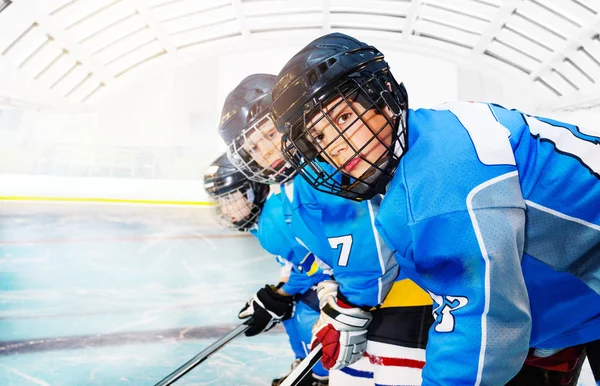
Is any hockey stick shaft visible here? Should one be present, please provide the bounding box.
[154,320,252,386]
[279,343,323,386]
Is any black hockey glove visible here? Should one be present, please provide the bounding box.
[238,285,294,336]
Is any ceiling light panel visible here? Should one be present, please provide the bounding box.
[330,0,412,16]
[0,13,33,54]
[482,51,532,76]
[553,59,594,90]
[50,61,87,94]
[568,46,600,83]
[418,4,489,34]
[146,0,182,8]
[487,39,541,72]
[577,39,600,79]
[543,0,597,25]
[414,18,480,48]
[246,10,322,32]
[243,0,321,17]
[495,27,554,63]
[170,20,241,47]
[329,12,406,33]
[84,14,146,56]
[93,26,154,66]
[538,69,578,96]
[423,0,497,22]
[570,0,600,14]
[413,32,473,55]
[151,0,231,22]
[104,39,165,77]
[1,24,48,67]
[68,0,133,44]
[534,77,560,96]
[518,1,580,40]
[67,74,101,100]
[36,51,75,87]
[81,82,105,103]
[18,38,64,78]
[159,5,235,35]
[507,13,566,51]
[50,0,120,29]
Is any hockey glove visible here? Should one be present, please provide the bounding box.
[311,280,373,370]
[238,284,294,337]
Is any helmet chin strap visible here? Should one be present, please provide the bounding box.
[342,157,390,198]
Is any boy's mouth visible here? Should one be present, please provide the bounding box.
[270,158,285,170]
[343,156,362,173]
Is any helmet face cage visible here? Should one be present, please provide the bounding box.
[281,70,408,201]
[227,113,295,184]
[210,184,262,231]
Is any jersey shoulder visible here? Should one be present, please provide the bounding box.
[399,103,520,221]
[257,194,297,256]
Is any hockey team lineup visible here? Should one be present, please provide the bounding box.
[151,32,599,386]
[0,13,599,384]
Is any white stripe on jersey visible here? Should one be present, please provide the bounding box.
[367,199,385,305]
[433,102,516,166]
[525,115,600,174]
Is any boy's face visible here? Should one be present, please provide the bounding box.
[242,117,286,172]
[217,191,252,224]
[306,96,393,179]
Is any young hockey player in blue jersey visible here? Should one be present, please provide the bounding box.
[219,73,434,386]
[203,153,330,386]
[271,32,600,386]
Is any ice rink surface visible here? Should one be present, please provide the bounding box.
[0,202,290,385]
[0,201,596,385]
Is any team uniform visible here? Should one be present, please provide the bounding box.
[251,192,331,382]
[373,102,600,385]
[279,174,433,386]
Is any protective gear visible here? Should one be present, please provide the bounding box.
[271,32,409,201]
[238,284,294,337]
[203,153,269,231]
[311,281,372,370]
[219,74,295,184]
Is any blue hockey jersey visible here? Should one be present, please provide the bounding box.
[280,173,404,308]
[252,192,329,295]
[375,101,600,385]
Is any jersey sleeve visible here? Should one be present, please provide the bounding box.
[410,201,531,385]
[282,265,329,295]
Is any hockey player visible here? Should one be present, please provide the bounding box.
[270,32,600,385]
[203,153,330,386]
[219,74,433,386]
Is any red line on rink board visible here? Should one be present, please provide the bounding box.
[0,233,252,246]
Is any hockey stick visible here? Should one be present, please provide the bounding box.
[153,318,253,386]
[279,343,323,386]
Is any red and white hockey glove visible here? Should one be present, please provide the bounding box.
[311,280,372,370]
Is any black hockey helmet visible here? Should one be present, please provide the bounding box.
[203,153,269,231]
[218,74,295,184]
[271,32,409,201]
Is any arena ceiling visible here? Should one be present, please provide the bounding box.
[0,0,599,110]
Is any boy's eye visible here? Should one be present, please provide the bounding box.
[337,112,352,125]
[311,132,325,144]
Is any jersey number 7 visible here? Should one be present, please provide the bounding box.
[328,235,353,267]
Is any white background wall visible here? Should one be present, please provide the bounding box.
[2,44,596,203]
